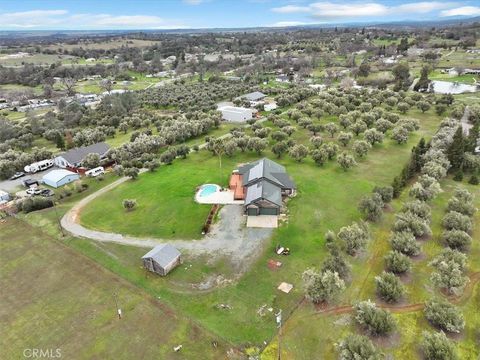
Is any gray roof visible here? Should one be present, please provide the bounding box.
[242,91,266,101]
[245,180,282,207]
[57,142,110,165]
[142,244,181,268]
[238,158,296,189]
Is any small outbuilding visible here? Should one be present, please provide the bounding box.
[0,190,10,203]
[42,169,80,188]
[142,244,181,276]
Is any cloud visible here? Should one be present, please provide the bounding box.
[272,5,311,13]
[0,9,186,29]
[269,21,311,27]
[440,6,480,17]
[271,1,459,20]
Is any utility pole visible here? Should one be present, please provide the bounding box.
[275,309,282,360]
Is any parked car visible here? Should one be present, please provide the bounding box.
[40,189,55,197]
[9,172,25,180]
[26,187,43,196]
[22,179,39,188]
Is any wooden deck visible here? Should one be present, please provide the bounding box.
[229,173,245,200]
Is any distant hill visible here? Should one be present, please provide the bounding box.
[0,16,479,39]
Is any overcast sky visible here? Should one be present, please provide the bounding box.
[1,0,480,30]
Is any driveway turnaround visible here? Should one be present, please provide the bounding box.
[61,177,273,272]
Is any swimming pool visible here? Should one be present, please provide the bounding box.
[199,184,220,197]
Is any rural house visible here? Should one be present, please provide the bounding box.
[230,158,296,216]
[142,244,181,276]
[54,142,110,170]
[237,91,266,107]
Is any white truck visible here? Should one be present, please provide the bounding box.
[24,159,54,173]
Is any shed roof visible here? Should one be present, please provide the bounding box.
[245,180,282,207]
[42,169,79,183]
[241,91,266,101]
[57,142,110,165]
[142,244,181,268]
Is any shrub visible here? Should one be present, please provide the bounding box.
[400,200,431,222]
[442,211,472,233]
[393,212,431,238]
[337,334,383,360]
[358,193,384,222]
[421,331,457,360]
[447,196,475,217]
[122,199,137,211]
[354,300,396,336]
[302,269,345,304]
[375,271,405,303]
[390,231,421,256]
[384,250,411,274]
[442,230,472,251]
[337,222,370,256]
[21,197,54,213]
[424,299,465,333]
[468,175,479,185]
[453,171,463,182]
[373,186,393,204]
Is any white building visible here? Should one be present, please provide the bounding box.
[42,169,80,188]
[264,102,278,112]
[219,106,253,122]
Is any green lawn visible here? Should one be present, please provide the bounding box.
[0,218,229,360]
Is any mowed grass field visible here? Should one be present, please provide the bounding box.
[0,219,230,359]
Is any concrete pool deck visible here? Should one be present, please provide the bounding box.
[195,186,244,205]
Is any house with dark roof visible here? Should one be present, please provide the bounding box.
[142,244,181,276]
[230,158,296,216]
[237,91,267,107]
[54,142,110,170]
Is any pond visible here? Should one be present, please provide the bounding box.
[430,80,478,94]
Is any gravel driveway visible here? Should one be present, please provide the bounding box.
[62,177,273,272]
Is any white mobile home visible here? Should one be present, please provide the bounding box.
[219,106,253,122]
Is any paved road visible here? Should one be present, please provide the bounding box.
[61,175,272,272]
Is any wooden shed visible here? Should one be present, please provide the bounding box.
[142,244,181,276]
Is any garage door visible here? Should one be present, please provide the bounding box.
[247,208,259,216]
[259,207,279,215]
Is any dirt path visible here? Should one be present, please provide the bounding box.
[61,178,272,273]
[312,271,480,317]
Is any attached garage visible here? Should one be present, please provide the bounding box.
[42,169,80,188]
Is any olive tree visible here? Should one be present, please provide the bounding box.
[302,269,345,304]
[289,144,309,162]
[337,222,369,256]
[442,230,472,251]
[358,193,384,222]
[311,148,329,166]
[337,334,382,360]
[442,211,472,233]
[421,331,457,360]
[82,152,101,169]
[424,298,465,333]
[364,128,384,145]
[375,271,405,303]
[354,300,396,336]
[337,152,357,171]
[390,231,421,256]
[385,250,411,274]
[352,140,371,158]
[338,131,353,147]
[430,249,468,295]
[391,126,410,144]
